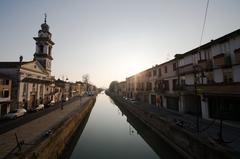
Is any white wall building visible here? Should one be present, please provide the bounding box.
[0,16,55,111]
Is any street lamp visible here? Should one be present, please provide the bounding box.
[17,55,23,109]
[193,64,200,134]
[193,62,206,134]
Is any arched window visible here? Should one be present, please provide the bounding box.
[48,47,52,56]
[39,45,44,53]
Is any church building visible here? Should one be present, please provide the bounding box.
[0,16,55,111]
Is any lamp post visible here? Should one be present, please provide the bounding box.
[17,56,23,109]
[193,64,200,134]
[193,62,206,134]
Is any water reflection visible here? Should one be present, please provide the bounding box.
[114,99,184,159]
[61,111,92,159]
[69,93,183,159]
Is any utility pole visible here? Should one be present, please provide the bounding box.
[193,65,200,134]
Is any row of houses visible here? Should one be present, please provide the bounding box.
[116,29,240,121]
[0,17,96,117]
[0,74,94,117]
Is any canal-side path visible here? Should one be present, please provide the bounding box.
[0,96,92,159]
[107,92,240,159]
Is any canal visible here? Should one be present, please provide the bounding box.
[69,92,184,159]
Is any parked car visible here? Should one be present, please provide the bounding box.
[62,97,69,102]
[86,91,94,96]
[45,100,55,108]
[4,108,27,119]
[50,100,55,106]
[129,98,137,104]
[34,104,45,111]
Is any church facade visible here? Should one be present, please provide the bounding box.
[0,17,55,111]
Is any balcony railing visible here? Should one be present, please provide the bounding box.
[197,84,240,95]
[154,87,168,93]
[174,85,195,92]
[198,60,213,70]
[0,97,11,102]
[178,64,194,75]
[213,53,231,67]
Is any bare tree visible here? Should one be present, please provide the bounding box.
[82,74,90,84]
[82,74,90,92]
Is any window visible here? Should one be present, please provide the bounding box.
[220,42,230,53]
[206,73,214,84]
[223,71,233,83]
[173,63,177,71]
[153,69,157,76]
[2,90,9,98]
[148,71,152,77]
[48,47,52,56]
[147,82,152,90]
[164,80,169,90]
[158,68,162,77]
[201,49,210,60]
[181,79,186,86]
[1,79,9,85]
[40,85,43,94]
[32,83,36,92]
[172,79,178,90]
[164,66,168,73]
[39,45,44,53]
[23,83,27,96]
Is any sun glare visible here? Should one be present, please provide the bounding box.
[127,62,143,76]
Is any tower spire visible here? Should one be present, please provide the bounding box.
[44,13,47,23]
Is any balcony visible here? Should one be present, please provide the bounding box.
[198,60,213,70]
[234,48,240,64]
[178,64,194,75]
[197,84,240,95]
[154,86,168,93]
[213,53,231,67]
[0,97,11,102]
[175,85,195,93]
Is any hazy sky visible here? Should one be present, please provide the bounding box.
[1,0,240,87]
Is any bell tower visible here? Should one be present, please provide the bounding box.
[33,14,55,74]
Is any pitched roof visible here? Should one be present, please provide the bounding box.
[0,61,32,68]
[0,72,11,79]
[177,28,240,58]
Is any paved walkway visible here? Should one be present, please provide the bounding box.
[118,96,240,153]
[0,96,91,159]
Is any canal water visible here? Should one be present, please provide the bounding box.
[70,93,183,159]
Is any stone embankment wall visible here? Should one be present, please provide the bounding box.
[24,97,96,159]
[106,91,237,159]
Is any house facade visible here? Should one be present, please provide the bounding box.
[0,74,12,117]
[123,29,240,121]
[0,17,55,111]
